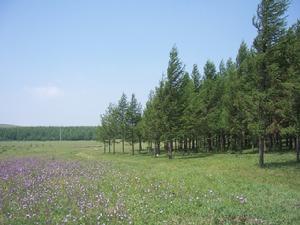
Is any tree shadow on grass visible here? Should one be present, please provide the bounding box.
[133,150,215,159]
[175,152,215,159]
[264,160,300,169]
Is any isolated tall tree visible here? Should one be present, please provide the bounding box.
[252,0,289,167]
[163,46,185,159]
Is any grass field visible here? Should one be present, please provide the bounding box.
[0,141,299,225]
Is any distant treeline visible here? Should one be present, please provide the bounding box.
[0,126,97,141]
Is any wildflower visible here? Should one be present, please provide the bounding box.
[236,195,247,204]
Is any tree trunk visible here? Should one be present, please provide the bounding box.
[184,139,187,151]
[233,135,237,151]
[296,135,299,163]
[122,137,125,153]
[275,132,279,151]
[269,134,273,151]
[239,135,242,152]
[168,141,173,159]
[220,134,224,152]
[279,136,282,151]
[289,137,293,150]
[113,139,115,154]
[227,135,231,151]
[192,139,195,150]
[183,139,187,155]
[104,140,106,153]
[207,134,212,152]
[285,137,289,150]
[132,140,134,155]
[155,141,160,156]
[157,141,161,155]
[259,136,264,168]
[179,140,182,150]
[139,137,142,153]
[108,139,111,153]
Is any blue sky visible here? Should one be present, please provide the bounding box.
[0,0,299,126]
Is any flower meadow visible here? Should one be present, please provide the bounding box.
[0,156,264,225]
[0,141,299,225]
[0,157,132,224]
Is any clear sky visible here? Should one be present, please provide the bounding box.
[0,0,299,126]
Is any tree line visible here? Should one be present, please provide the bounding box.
[97,94,142,155]
[98,0,300,167]
[0,126,97,141]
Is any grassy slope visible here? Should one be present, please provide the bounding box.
[0,141,299,224]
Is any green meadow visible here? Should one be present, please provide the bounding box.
[0,141,299,225]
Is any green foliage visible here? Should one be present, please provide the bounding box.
[98,93,142,154]
[126,94,142,146]
[191,64,201,91]
[163,46,186,141]
[204,60,217,80]
[253,0,289,53]
[98,0,300,163]
[0,126,96,141]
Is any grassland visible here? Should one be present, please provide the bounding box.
[0,141,299,225]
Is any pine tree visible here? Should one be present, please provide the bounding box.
[99,104,118,153]
[202,60,217,151]
[277,21,300,161]
[252,0,289,167]
[126,94,142,155]
[163,46,185,159]
[117,93,128,153]
[204,60,217,80]
[141,81,167,156]
[191,64,201,92]
[180,72,194,153]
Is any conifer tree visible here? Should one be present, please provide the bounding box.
[126,94,142,155]
[117,93,128,153]
[163,46,185,159]
[191,64,201,92]
[252,0,289,167]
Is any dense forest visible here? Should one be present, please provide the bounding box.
[97,0,300,167]
[0,126,97,141]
